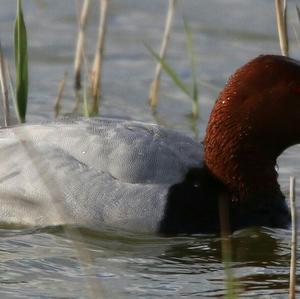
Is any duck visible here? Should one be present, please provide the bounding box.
[0,54,296,234]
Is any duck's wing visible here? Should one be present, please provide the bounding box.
[0,118,203,185]
[0,118,202,231]
[0,140,169,231]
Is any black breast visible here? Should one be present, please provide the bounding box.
[159,167,223,234]
[159,167,290,235]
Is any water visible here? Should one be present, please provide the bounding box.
[0,226,294,298]
[0,0,300,298]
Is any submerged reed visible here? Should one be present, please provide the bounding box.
[219,194,238,299]
[14,0,28,123]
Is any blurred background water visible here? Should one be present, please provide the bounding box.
[0,0,300,298]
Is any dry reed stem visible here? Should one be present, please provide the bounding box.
[0,42,10,127]
[74,0,91,91]
[289,176,297,299]
[295,6,300,49]
[54,72,67,118]
[275,0,289,56]
[292,25,300,49]
[148,0,175,109]
[72,91,83,114]
[6,63,17,116]
[11,134,106,299]
[91,0,109,114]
[297,5,300,21]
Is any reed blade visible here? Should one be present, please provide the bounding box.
[146,44,192,99]
[14,0,28,123]
[54,72,67,118]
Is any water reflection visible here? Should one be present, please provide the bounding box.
[56,226,294,297]
[0,224,295,298]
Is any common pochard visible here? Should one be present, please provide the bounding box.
[0,55,295,233]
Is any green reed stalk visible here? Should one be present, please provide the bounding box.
[14,0,28,123]
[83,78,90,117]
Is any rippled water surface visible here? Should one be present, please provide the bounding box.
[0,0,300,298]
[0,226,296,298]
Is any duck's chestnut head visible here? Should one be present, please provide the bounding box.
[204,55,300,200]
[235,55,300,149]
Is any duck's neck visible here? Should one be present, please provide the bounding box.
[204,124,282,202]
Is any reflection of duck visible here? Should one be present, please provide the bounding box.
[0,55,294,233]
[159,228,284,265]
